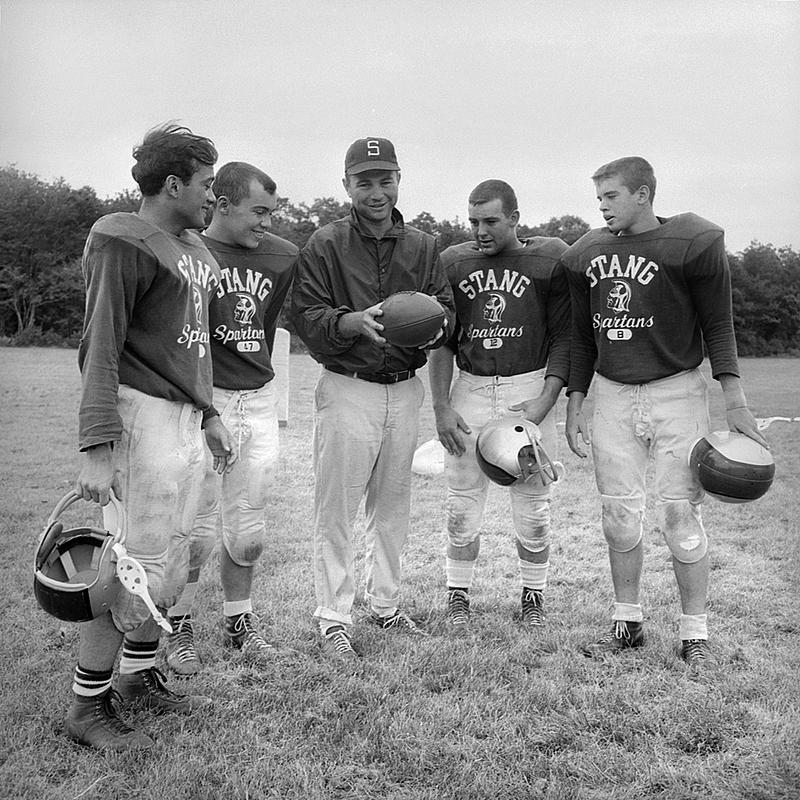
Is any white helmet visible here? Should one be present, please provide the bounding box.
[476,417,558,487]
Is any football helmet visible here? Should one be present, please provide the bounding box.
[689,430,775,503]
[476,417,558,487]
[34,491,124,622]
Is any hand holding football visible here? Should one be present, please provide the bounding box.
[379,291,445,348]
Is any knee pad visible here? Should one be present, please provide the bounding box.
[601,493,644,553]
[446,488,484,548]
[187,491,221,570]
[188,520,218,572]
[658,498,707,563]
[223,523,266,567]
[513,499,551,554]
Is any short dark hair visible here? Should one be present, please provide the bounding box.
[468,180,518,216]
[592,157,657,203]
[131,123,218,197]
[212,162,276,206]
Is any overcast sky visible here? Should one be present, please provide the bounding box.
[1,0,797,253]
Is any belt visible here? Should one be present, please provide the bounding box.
[325,364,416,384]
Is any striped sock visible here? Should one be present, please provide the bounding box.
[118,638,158,675]
[72,664,113,697]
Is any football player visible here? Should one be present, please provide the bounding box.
[164,162,298,673]
[428,180,570,631]
[562,156,768,670]
[69,124,235,750]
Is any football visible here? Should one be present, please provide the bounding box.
[380,291,445,347]
[688,430,775,503]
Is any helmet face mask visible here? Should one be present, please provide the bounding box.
[476,418,558,487]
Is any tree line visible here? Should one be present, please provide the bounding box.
[1,166,798,355]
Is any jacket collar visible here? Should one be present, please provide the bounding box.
[349,207,405,240]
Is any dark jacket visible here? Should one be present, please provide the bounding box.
[291,208,455,374]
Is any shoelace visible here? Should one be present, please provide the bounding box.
[447,590,470,625]
[326,629,355,654]
[231,613,273,651]
[170,619,198,663]
[380,612,410,630]
[522,589,544,622]
[93,690,134,734]
[683,639,708,663]
[611,620,633,641]
[141,667,183,700]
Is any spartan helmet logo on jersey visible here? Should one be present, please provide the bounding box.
[607,280,631,313]
[192,285,203,325]
[483,293,507,325]
[233,293,257,325]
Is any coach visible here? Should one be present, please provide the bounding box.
[291,137,455,659]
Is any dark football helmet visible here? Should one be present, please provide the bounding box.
[689,430,775,503]
[33,491,124,622]
[476,417,558,487]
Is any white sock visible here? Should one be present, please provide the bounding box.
[224,599,252,618]
[679,613,708,640]
[446,557,476,589]
[519,560,549,591]
[613,602,644,622]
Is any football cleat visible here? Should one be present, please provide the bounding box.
[165,616,201,676]
[681,638,711,671]
[117,667,210,714]
[66,689,153,750]
[323,626,359,660]
[223,612,276,663]
[581,620,644,658]
[446,588,471,630]
[371,610,430,636]
[521,587,545,627]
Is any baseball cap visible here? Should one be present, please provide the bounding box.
[344,137,400,175]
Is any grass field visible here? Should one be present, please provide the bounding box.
[1,348,798,800]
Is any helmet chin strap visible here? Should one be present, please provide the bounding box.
[106,489,173,633]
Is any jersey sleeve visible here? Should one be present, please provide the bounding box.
[543,256,571,384]
[564,254,597,395]
[77,232,157,450]
[685,230,740,379]
[263,254,297,354]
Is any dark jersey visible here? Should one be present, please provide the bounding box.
[202,232,298,390]
[78,213,221,450]
[562,213,740,393]
[441,237,570,380]
[291,208,455,374]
